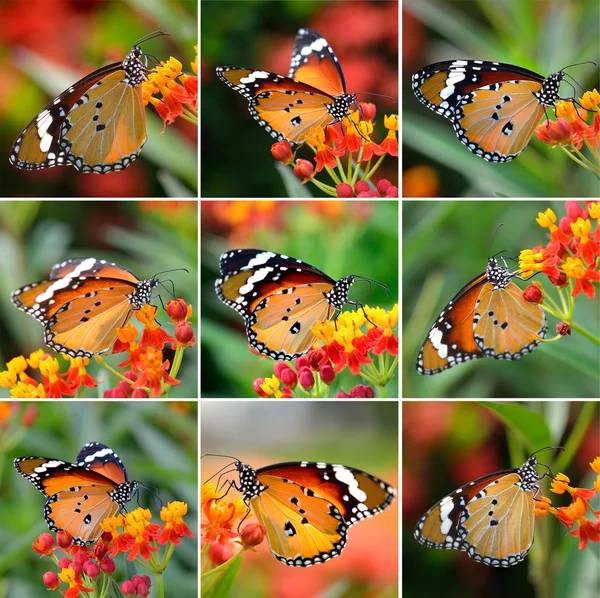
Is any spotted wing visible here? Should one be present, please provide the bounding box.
[216,67,338,145]
[411,60,556,162]
[9,60,147,173]
[473,280,547,359]
[288,28,347,97]
[414,469,536,567]
[14,455,124,545]
[416,272,488,375]
[253,462,396,567]
[11,258,155,357]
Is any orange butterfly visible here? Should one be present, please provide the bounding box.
[206,457,396,566]
[14,442,138,545]
[415,449,560,566]
[417,256,546,374]
[412,60,568,162]
[9,31,167,173]
[216,28,357,146]
[11,257,159,358]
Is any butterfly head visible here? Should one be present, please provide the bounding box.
[236,461,266,501]
[485,257,513,290]
[325,276,355,311]
[537,71,565,107]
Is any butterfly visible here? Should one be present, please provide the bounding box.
[14,442,138,545]
[412,60,569,162]
[215,248,388,361]
[416,256,547,375]
[207,456,396,567]
[9,31,168,173]
[11,257,159,358]
[414,450,556,567]
[216,28,358,147]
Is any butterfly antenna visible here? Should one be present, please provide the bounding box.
[487,223,505,258]
[354,92,396,102]
[352,275,390,295]
[134,30,170,46]
[159,279,176,298]
[530,446,565,458]
[560,60,597,72]
[153,267,189,277]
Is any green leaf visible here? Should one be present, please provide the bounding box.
[482,403,551,450]
[201,551,243,598]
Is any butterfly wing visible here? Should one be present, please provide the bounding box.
[216,66,342,145]
[416,271,488,375]
[75,442,129,485]
[10,47,147,173]
[415,460,539,567]
[243,461,395,566]
[215,249,353,360]
[473,280,547,359]
[11,257,157,357]
[14,454,130,544]
[288,28,347,97]
[412,60,561,162]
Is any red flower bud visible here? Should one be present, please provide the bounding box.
[32,533,55,555]
[523,284,544,304]
[132,389,150,398]
[166,298,190,323]
[279,366,298,388]
[385,185,399,198]
[376,179,392,195]
[273,362,291,379]
[94,543,108,560]
[241,522,266,548]
[298,367,315,390]
[320,364,335,384]
[101,558,116,574]
[271,140,294,164]
[56,530,73,549]
[121,581,136,597]
[360,102,377,121]
[42,571,60,590]
[354,180,370,195]
[349,384,375,398]
[293,159,314,181]
[175,321,196,346]
[294,356,310,371]
[83,561,101,579]
[556,322,572,336]
[253,378,269,398]
[57,557,72,570]
[336,183,353,197]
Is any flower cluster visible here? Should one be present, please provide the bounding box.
[1,299,194,399]
[518,202,599,343]
[534,457,599,550]
[534,89,599,173]
[36,503,192,598]
[201,483,264,568]
[271,105,398,197]
[142,45,198,131]
[253,305,398,398]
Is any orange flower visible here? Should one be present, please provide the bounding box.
[133,348,180,398]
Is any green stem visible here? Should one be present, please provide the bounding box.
[156,571,164,598]
[570,320,600,345]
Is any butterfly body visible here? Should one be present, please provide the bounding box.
[412,60,566,162]
[217,28,357,146]
[215,249,357,360]
[233,460,396,567]
[414,456,542,567]
[14,442,137,545]
[10,42,150,173]
[416,257,546,375]
[11,257,158,358]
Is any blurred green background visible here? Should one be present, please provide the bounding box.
[0,400,198,597]
[402,0,600,198]
[403,401,599,598]
[201,200,399,398]
[202,400,398,598]
[403,201,600,398]
[201,0,398,197]
[0,0,197,198]
[0,200,198,399]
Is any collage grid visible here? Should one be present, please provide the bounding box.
[0,1,598,598]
